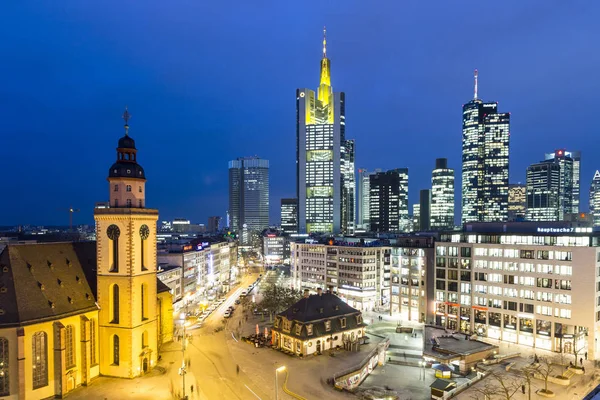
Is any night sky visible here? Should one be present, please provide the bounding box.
[1,1,599,226]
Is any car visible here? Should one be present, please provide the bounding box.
[240,290,248,296]
[235,299,241,305]
[223,311,231,318]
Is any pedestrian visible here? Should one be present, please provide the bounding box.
[580,357,583,366]
[236,364,240,375]
[583,366,586,373]
[521,384,525,394]
[239,320,241,328]
[190,385,194,394]
[585,351,588,360]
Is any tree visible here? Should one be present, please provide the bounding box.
[536,356,555,395]
[572,337,586,367]
[470,372,522,400]
[258,283,303,322]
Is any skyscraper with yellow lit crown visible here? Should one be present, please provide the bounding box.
[296,28,355,235]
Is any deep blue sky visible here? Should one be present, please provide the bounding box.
[1,1,599,226]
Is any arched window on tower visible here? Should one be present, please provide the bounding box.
[0,337,8,396]
[65,325,75,368]
[111,285,120,324]
[140,224,149,271]
[107,225,120,272]
[126,185,132,192]
[32,332,48,389]
[112,335,119,365]
[141,283,148,321]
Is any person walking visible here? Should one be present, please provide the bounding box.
[190,385,194,395]
[580,357,583,366]
[585,351,588,360]
[236,364,240,375]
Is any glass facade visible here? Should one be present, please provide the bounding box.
[228,157,270,244]
[369,169,409,233]
[280,198,298,234]
[526,161,560,221]
[431,158,454,229]
[545,150,581,214]
[296,37,354,235]
[462,96,510,223]
[590,171,600,226]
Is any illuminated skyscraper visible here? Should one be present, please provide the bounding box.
[357,169,381,230]
[280,198,298,234]
[589,171,600,226]
[507,184,526,221]
[461,70,510,223]
[369,169,408,232]
[525,161,560,221]
[545,149,580,215]
[297,29,355,234]
[228,157,270,244]
[431,158,455,229]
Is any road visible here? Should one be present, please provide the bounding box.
[174,273,274,400]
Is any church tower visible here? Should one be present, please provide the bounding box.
[94,108,159,378]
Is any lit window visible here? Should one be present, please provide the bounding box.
[126,185,132,192]
[0,338,8,396]
[65,325,76,368]
[32,332,48,389]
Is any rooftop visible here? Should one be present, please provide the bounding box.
[278,292,361,322]
[423,325,498,360]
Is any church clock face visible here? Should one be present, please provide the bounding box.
[139,224,150,240]
[107,224,120,240]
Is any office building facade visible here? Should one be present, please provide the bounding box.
[526,161,560,221]
[461,70,510,223]
[431,158,455,229]
[280,198,298,234]
[433,223,598,359]
[369,169,408,233]
[207,216,221,233]
[590,171,600,227]
[290,238,391,311]
[357,169,372,230]
[296,30,355,235]
[508,184,527,221]
[419,189,432,231]
[390,236,435,322]
[228,157,270,244]
[546,149,581,214]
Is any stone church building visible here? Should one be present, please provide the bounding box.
[0,111,173,399]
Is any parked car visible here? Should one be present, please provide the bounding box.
[224,311,231,318]
[235,299,241,305]
[240,290,248,296]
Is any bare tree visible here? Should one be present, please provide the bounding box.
[536,356,555,395]
[470,371,523,400]
[572,338,586,367]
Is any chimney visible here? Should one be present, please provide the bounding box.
[303,289,310,298]
[317,288,323,296]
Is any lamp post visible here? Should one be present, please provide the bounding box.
[179,320,188,400]
[275,366,286,400]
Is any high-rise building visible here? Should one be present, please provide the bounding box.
[369,169,408,233]
[507,184,526,221]
[590,171,600,226]
[526,161,560,221]
[419,189,432,231]
[296,29,355,234]
[431,158,454,229]
[207,216,221,233]
[357,169,372,230]
[412,204,421,231]
[280,198,298,234]
[228,157,270,244]
[461,70,510,223]
[546,150,581,214]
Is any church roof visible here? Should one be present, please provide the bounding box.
[0,241,168,327]
[157,279,171,294]
[278,292,360,322]
[0,242,98,327]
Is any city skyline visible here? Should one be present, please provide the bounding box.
[1,2,599,225]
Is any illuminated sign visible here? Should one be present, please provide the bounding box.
[183,245,193,251]
[536,227,574,233]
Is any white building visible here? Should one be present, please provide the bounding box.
[433,222,599,359]
[431,158,454,229]
[290,238,391,311]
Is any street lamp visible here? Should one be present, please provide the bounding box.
[275,366,286,400]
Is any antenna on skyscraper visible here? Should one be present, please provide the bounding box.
[474,69,478,100]
[322,26,327,58]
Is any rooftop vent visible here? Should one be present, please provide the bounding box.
[26,263,32,272]
[85,293,91,300]
[47,260,53,269]
[68,297,74,304]
[48,301,55,309]
[38,282,45,290]
[0,309,4,315]
[0,287,6,293]
[57,279,63,287]
[76,276,81,284]
[319,307,324,314]
[66,258,71,267]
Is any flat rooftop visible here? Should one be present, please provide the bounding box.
[423,326,497,360]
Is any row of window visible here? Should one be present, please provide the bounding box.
[114,184,143,193]
[0,322,97,395]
